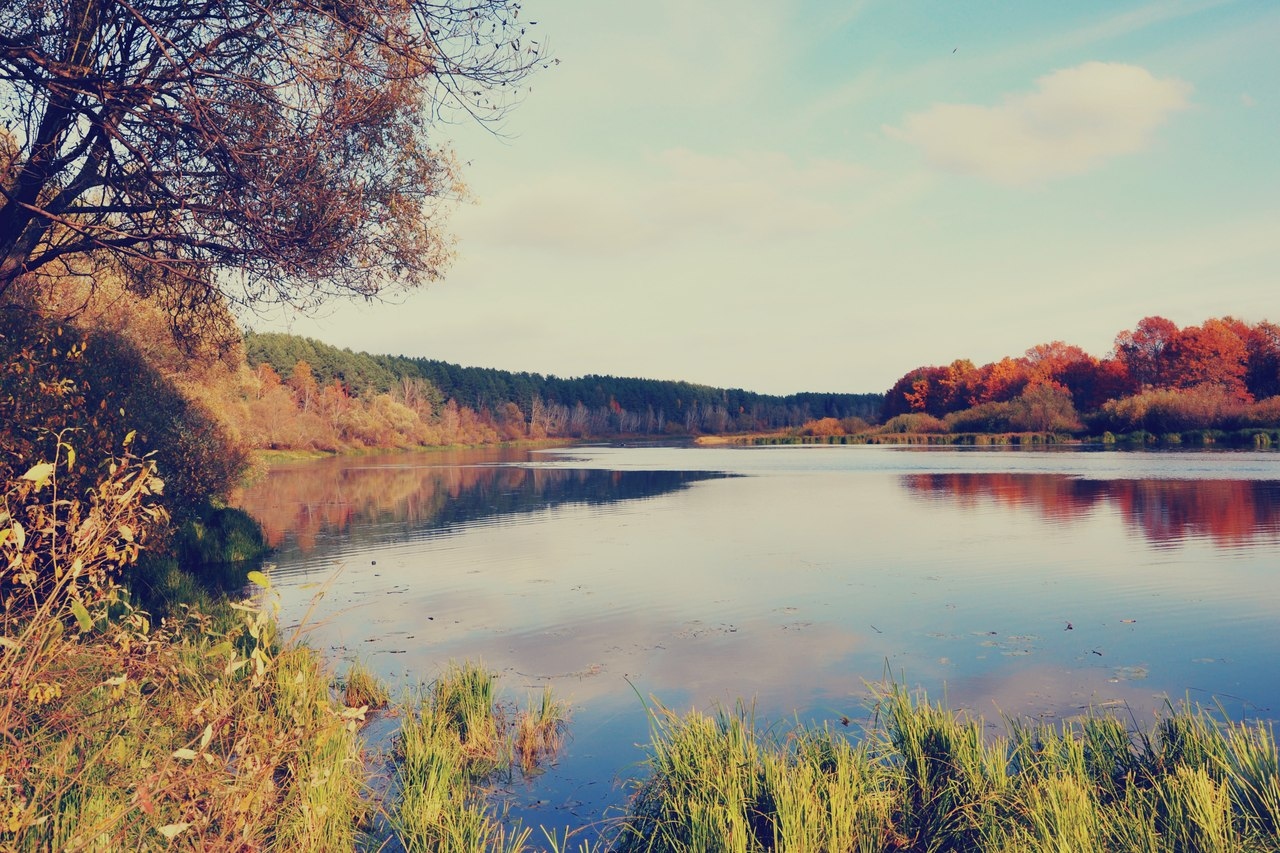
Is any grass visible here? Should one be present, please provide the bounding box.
[7,586,1280,853]
[0,583,571,852]
[603,683,1280,853]
[516,686,569,776]
[0,592,369,850]
[343,658,391,709]
[7,448,1280,850]
[387,662,570,852]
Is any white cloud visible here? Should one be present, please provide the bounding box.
[884,62,1192,185]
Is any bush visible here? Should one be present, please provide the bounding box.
[1095,385,1245,434]
[798,417,845,437]
[1,311,249,521]
[1237,396,1280,428]
[944,401,1015,433]
[174,506,268,567]
[1008,385,1083,433]
[1,443,167,611]
[880,413,949,434]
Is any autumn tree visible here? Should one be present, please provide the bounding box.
[883,362,973,419]
[1162,318,1250,400]
[971,356,1030,405]
[288,361,319,413]
[1244,321,1280,400]
[0,0,542,328]
[1113,316,1179,389]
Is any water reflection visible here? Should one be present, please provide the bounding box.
[236,448,728,575]
[902,473,1280,546]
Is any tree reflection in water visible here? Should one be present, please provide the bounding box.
[901,473,1280,546]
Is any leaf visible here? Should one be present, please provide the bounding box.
[64,445,76,469]
[224,657,248,676]
[172,748,198,760]
[156,823,190,840]
[0,637,20,651]
[199,724,213,749]
[21,462,55,487]
[70,599,93,632]
[118,524,135,542]
[246,570,270,589]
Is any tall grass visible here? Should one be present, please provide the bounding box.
[343,658,391,709]
[0,585,369,850]
[389,662,569,852]
[606,685,1280,853]
[517,686,570,775]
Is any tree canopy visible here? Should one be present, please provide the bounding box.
[0,0,540,328]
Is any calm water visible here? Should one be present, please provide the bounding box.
[235,444,1280,841]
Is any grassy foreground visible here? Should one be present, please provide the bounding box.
[611,688,1280,853]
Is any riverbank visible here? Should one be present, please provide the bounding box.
[699,427,1280,448]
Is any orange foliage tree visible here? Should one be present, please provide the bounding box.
[1162,318,1251,401]
[883,314,1280,434]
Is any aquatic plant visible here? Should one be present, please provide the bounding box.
[516,686,570,775]
[343,658,391,709]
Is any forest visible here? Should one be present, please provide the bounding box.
[239,330,881,449]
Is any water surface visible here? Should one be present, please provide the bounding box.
[235,444,1280,839]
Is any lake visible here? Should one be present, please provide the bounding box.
[234,443,1280,842]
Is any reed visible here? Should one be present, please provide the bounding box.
[516,685,569,774]
[431,660,505,770]
[388,666,573,852]
[342,658,391,709]
[391,703,531,853]
[605,687,1280,853]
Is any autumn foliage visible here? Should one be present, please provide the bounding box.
[881,315,1280,435]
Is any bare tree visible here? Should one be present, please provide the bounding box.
[0,0,542,322]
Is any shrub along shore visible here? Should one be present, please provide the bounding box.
[714,427,1280,448]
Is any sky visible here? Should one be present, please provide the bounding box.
[248,0,1280,396]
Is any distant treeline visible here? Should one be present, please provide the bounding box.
[243,331,882,439]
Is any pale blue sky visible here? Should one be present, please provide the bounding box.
[251,0,1280,396]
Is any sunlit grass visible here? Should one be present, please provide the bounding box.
[389,664,570,852]
[342,658,390,709]
[604,685,1280,853]
[0,597,369,851]
[515,686,569,775]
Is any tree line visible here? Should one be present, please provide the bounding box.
[878,316,1280,436]
[241,331,883,448]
